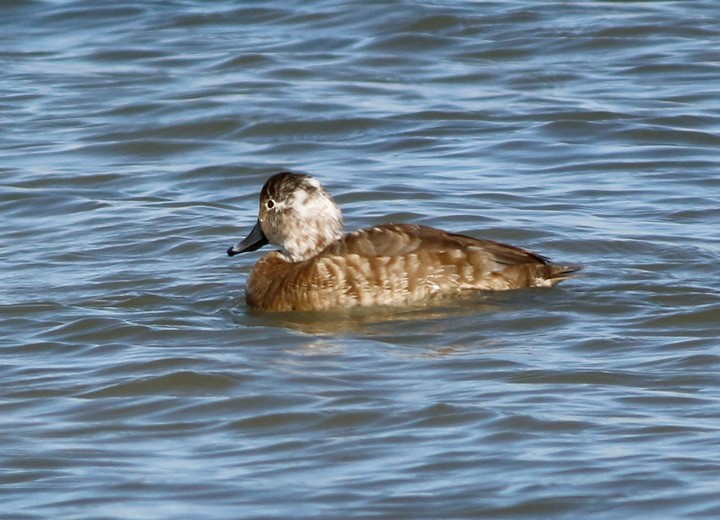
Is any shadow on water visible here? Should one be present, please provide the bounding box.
[229,288,567,337]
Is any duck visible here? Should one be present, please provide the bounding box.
[227,171,580,312]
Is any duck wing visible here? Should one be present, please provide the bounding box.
[319,223,579,290]
[327,223,550,266]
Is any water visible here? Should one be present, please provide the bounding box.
[2,1,720,518]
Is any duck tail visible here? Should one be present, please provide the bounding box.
[545,264,582,286]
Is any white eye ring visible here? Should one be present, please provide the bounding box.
[266,199,275,210]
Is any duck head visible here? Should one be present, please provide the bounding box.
[227,172,344,262]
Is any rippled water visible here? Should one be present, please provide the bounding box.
[3,1,720,518]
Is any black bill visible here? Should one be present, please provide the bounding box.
[227,219,269,257]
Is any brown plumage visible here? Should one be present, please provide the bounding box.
[228,172,580,312]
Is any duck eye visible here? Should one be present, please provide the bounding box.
[266,199,275,209]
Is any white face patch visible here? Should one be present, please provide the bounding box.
[290,188,334,221]
[282,186,343,261]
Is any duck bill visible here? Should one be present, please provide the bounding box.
[227,219,269,257]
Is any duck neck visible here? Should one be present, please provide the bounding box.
[282,214,343,262]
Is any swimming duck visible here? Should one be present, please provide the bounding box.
[228,172,579,312]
